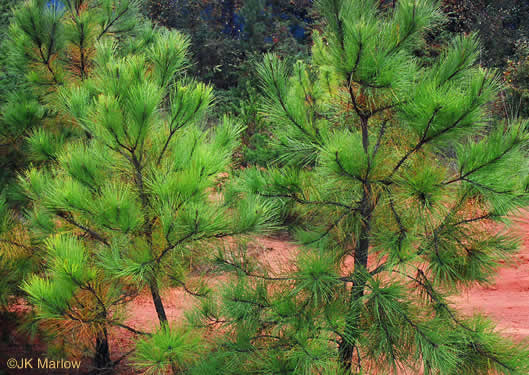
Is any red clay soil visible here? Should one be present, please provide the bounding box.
[452,214,529,340]
[117,223,529,353]
[4,223,529,374]
[114,235,299,341]
[122,226,529,339]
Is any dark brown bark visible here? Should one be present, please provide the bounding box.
[149,278,168,324]
[94,329,112,373]
[149,278,179,374]
[338,338,355,373]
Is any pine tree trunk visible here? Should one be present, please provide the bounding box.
[338,187,373,373]
[338,338,355,373]
[148,278,179,374]
[149,278,168,324]
[94,328,112,373]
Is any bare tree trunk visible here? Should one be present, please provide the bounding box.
[149,278,168,324]
[149,278,178,374]
[94,328,112,373]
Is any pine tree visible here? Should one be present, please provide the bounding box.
[1,18,273,375]
[0,0,141,190]
[191,0,529,374]
[0,0,142,357]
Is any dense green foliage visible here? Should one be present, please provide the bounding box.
[0,0,148,330]
[0,0,18,102]
[1,0,529,374]
[0,0,273,372]
[0,0,143,191]
[140,0,313,166]
[190,0,529,374]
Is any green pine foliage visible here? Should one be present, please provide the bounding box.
[191,0,529,374]
[133,325,204,374]
[0,0,19,105]
[0,0,142,191]
[0,1,145,365]
[0,193,37,307]
[0,9,274,373]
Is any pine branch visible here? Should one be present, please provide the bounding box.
[257,192,354,210]
[250,334,283,342]
[265,58,314,139]
[353,40,363,76]
[372,119,388,160]
[396,268,475,334]
[112,322,151,336]
[335,151,365,183]
[401,312,439,349]
[303,209,350,245]
[155,231,197,264]
[370,101,404,116]
[453,213,493,226]
[27,16,60,85]
[443,141,518,185]
[433,191,470,239]
[216,258,294,281]
[97,7,130,41]
[81,282,108,318]
[378,306,398,365]
[130,152,150,211]
[230,296,270,309]
[107,126,134,154]
[64,268,109,323]
[347,78,365,119]
[111,348,137,367]
[109,289,140,307]
[369,262,388,276]
[461,178,513,195]
[391,73,490,179]
[156,97,203,166]
[328,0,345,51]
[443,52,473,84]
[156,128,177,166]
[63,310,98,324]
[78,21,87,80]
[295,66,321,138]
[168,276,209,297]
[352,78,392,89]
[390,106,441,177]
[386,1,418,56]
[56,212,110,246]
[407,268,518,372]
[386,189,406,263]
[473,344,515,372]
[153,230,235,265]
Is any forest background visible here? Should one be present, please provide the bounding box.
[3,0,529,173]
